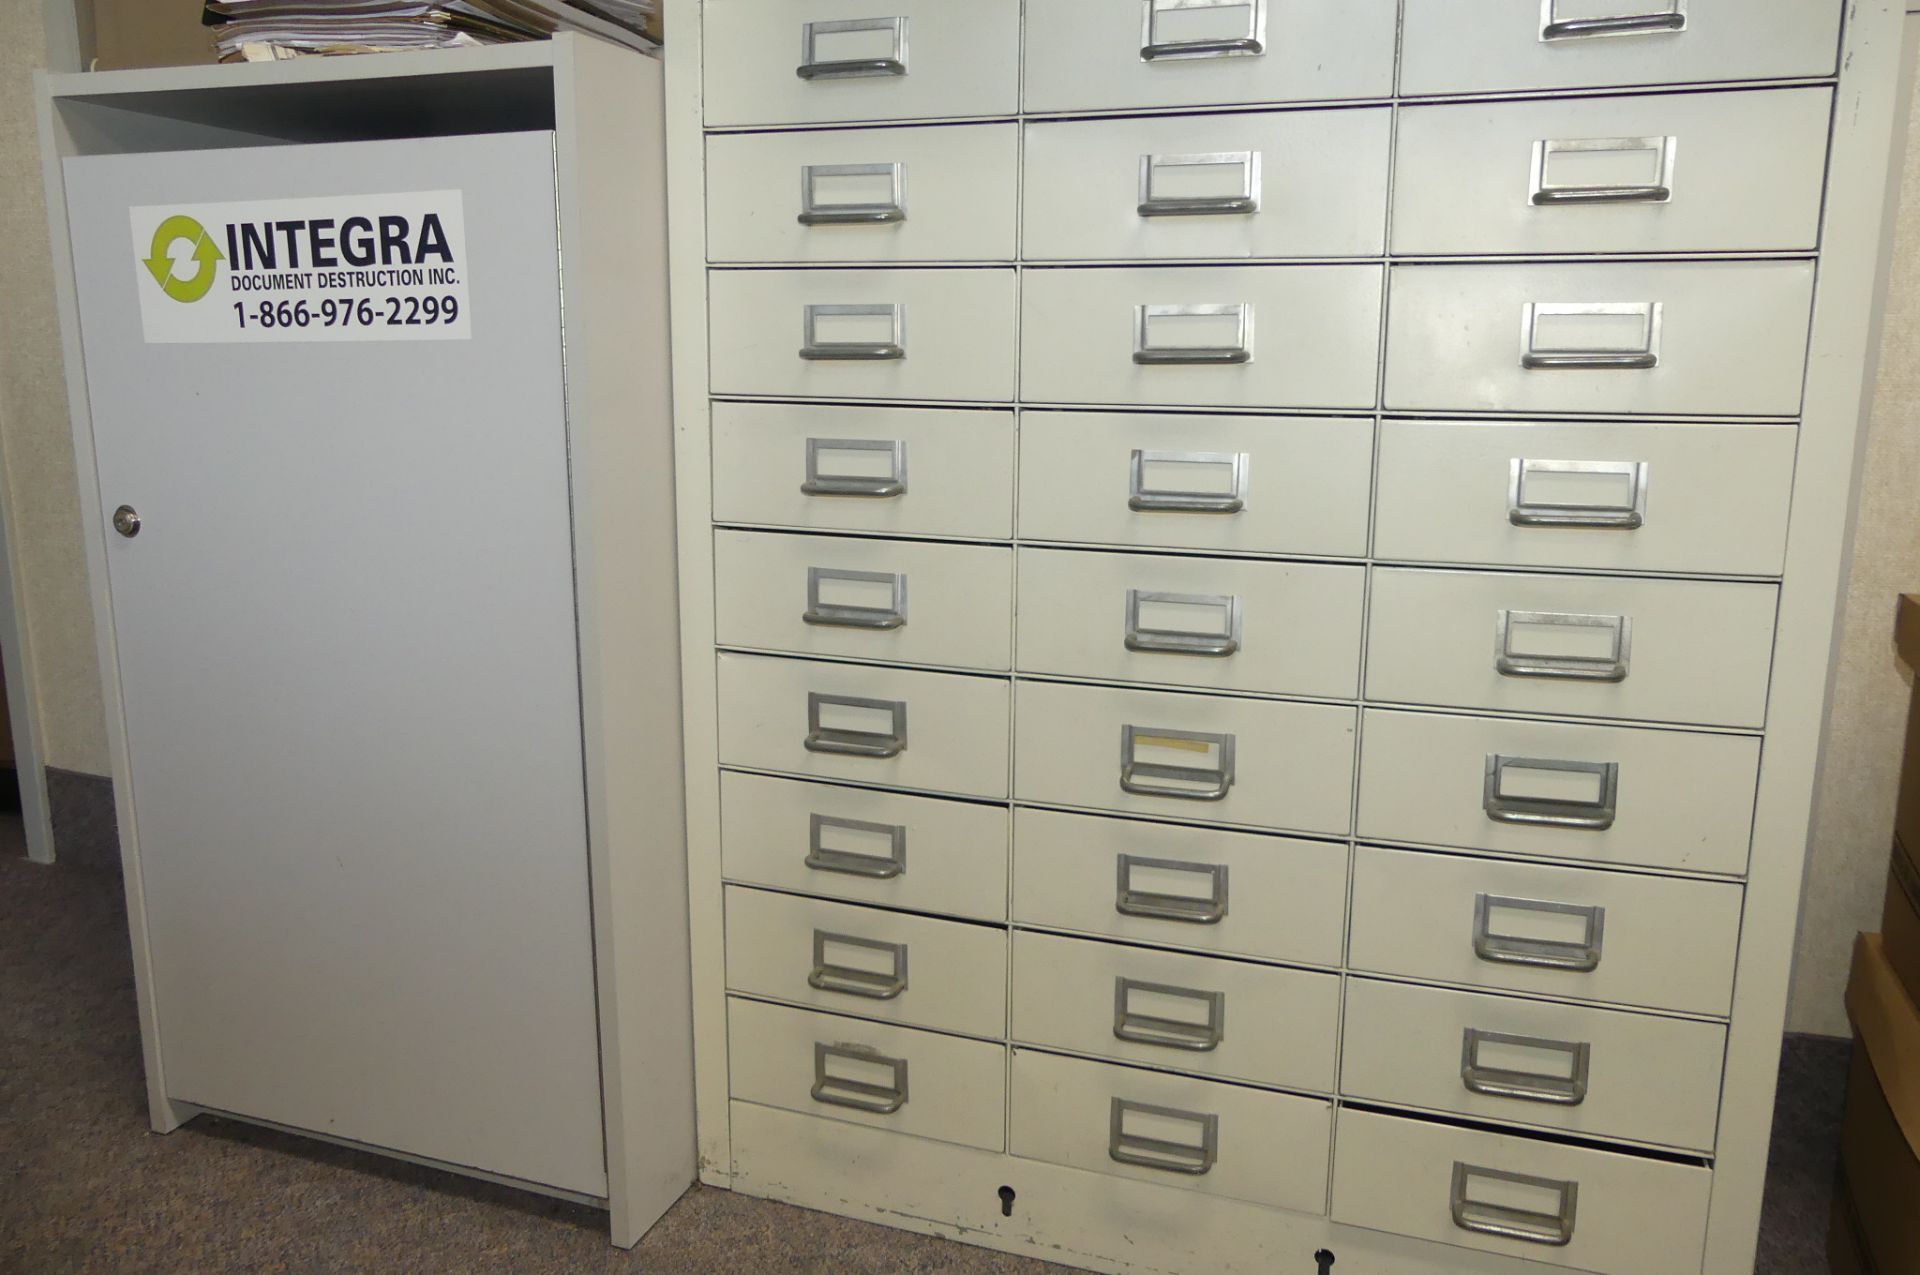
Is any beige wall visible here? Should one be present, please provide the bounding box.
[0,4,110,779]
[1790,64,1920,1036]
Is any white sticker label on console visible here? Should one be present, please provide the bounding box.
[129,190,471,343]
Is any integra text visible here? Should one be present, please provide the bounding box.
[225,212,459,293]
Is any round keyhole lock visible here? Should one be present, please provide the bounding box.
[112,505,142,538]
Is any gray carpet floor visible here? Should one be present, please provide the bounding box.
[0,821,1843,1274]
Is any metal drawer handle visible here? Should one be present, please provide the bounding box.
[1138,151,1261,218]
[804,566,907,631]
[805,692,907,759]
[1125,589,1242,658]
[812,1041,908,1114]
[798,17,908,79]
[1129,448,1248,515]
[1114,977,1226,1052]
[1521,301,1662,370]
[802,437,907,499]
[1140,0,1266,61]
[1134,303,1253,365]
[1495,610,1632,683]
[1473,893,1606,973]
[1120,726,1235,802]
[801,303,906,361]
[1116,854,1229,925]
[800,162,906,226]
[806,812,907,880]
[1461,1028,1591,1107]
[1531,136,1675,206]
[808,929,908,1000]
[1540,0,1684,42]
[1452,1163,1579,1247]
[1484,755,1619,831]
[1109,1097,1219,1175]
[1509,459,1649,530]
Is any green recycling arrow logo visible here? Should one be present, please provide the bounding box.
[142,214,223,303]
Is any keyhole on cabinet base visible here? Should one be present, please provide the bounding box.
[1314,1249,1336,1274]
[997,1185,1016,1217]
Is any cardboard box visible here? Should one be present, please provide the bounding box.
[1895,596,1920,861]
[1838,934,1920,1275]
[1879,594,1920,1004]
[1886,846,1920,1006]
[85,0,216,72]
[1831,1176,1875,1275]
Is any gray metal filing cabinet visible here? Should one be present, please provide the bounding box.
[40,38,692,1247]
[666,3,1918,1273]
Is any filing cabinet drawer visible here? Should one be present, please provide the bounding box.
[716,653,1010,799]
[1384,261,1815,417]
[714,531,1013,671]
[1357,708,1759,877]
[724,886,1007,1037]
[727,998,1007,1151]
[1364,568,1779,729]
[703,0,1022,127]
[709,268,1017,403]
[1015,548,1363,697]
[1023,109,1390,261]
[1020,266,1382,410]
[1373,419,1797,577]
[1392,88,1833,257]
[720,772,1009,921]
[706,124,1018,264]
[1014,681,1355,836]
[711,402,1015,541]
[1340,978,1726,1153]
[1348,846,1742,1017]
[1399,0,1841,97]
[1011,931,1339,1092]
[1010,1049,1332,1212]
[1017,412,1372,557]
[1011,808,1346,967]
[1332,1108,1713,1275]
[1023,0,1397,113]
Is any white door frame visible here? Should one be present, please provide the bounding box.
[0,485,55,863]
[0,1,85,863]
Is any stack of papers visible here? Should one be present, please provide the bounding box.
[206,0,660,62]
